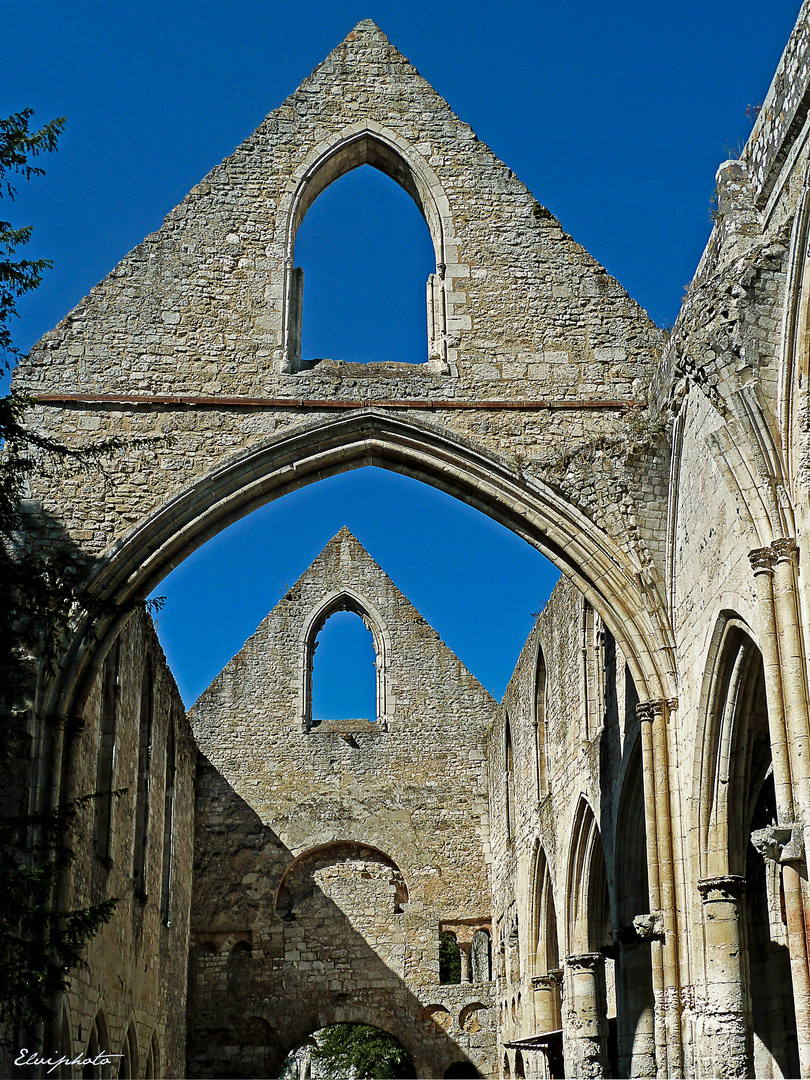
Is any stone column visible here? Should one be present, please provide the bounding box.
[749,542,810,1078]
[697,875,750,1078]
[564,953,608,1079]
[749,546,795,821]
[460,941,471,983]
[532,970,562,1035]
[772,538,810,818]
[637,698,682,1077]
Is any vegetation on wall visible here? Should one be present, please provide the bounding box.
[310,1023,415,1079]
[0,108,123,1044]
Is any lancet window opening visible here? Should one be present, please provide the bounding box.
[278,127,460,375]
[531,846,559,975]
[535,644,548,798]
[160,712,176,925]
[310,608,377,724]
[133,659,153,898]
[301,591,390,731]
[505,713,516,841]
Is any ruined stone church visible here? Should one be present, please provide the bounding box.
[7,5,810,1077]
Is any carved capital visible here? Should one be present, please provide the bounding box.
[636,701,655,724]
[751,823,804,864]
[565,951,605,972]
[697,874,746,903]
[636,698,673,724]
[532,969,563,991]
[633,910,665,940]
[772,537,798,566]
[748,546,775,574]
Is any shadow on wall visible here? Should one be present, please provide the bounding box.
[187,758,493,1079]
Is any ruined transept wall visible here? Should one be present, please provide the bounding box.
[186,529,499,1077]
[55,610,194,1080]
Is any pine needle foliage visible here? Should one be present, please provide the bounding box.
[310,1024,415,1079]
[0,796,120,1037]
[0,110,134,1044]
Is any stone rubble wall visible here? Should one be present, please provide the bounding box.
[57,610,193,1079]
[186,528,498,1077]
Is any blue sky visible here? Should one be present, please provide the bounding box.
[3,0,802,705]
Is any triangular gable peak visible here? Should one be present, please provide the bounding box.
[190,525,495,744]
[20,20,660,399]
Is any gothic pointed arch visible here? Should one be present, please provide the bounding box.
[566,797,610,955]
[299,586,392,730]
[275,121,462,374]
[529,843,559,976]
[44,411,673,737]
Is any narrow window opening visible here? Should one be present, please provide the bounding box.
[505,714,515,840]
[160,715,176,925]
[133,660,153,898]
[440,931,462,984]
[95,639,120,863]
[294,164,435,366]
[535,647,548,798]
[471,929,492,982]
[311,609,377,725]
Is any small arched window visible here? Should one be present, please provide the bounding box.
[302,591,390,731]
[471,929,492,983]
[311,609,377,724]
[439,931,462,984]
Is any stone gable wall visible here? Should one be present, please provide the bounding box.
[186,528,498,1077]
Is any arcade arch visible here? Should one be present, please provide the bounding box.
[43,411,673,736]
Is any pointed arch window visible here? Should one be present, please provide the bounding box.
[531,847,559,975]
[301,591,390,732]
[311,609,377,724]
[277,125,465,375]
[160,713,176,925]
[505,714,515,841]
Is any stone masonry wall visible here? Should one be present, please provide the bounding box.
[488,576,648,1080]
[56,610,194,1080]
[186,528,498,1078]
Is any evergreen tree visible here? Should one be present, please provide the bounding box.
[0,108,122,1045]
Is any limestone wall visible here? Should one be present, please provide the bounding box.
[488,576,649,1080]
[56,610,193,1079]
[186,528,498,1078]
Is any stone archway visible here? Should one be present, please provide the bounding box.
[46,410,673,729]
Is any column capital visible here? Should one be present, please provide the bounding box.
[532,969,563,991]
[748,546,775,574]
[772,536,798,565]
[636,700,654,724]
[697,874,746,903]
[636,698,675,724]
[565,951,605,972]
